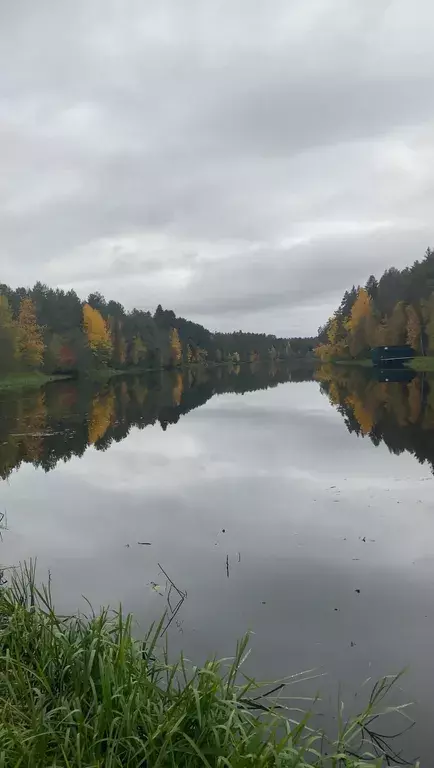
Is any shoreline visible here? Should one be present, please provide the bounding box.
[0,357,317,392]
[0,372,71,392]
[0,564,413,767]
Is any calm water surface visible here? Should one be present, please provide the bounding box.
[1,363,434,763]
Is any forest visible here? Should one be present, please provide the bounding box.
[0,282,314,378]
[315,247,434,361]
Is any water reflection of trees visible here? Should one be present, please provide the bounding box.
[317,364,434,472]
[0,362,313,480]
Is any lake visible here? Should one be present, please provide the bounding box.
[1,362,433,763]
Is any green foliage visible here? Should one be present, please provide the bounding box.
[0,563,415,767]
[0,284,315,381]
[316,247,434,360]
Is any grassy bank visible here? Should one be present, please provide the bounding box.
[0,564,415,767]
[0,372,70,392]
[407,356,434,371]
[334,358,373,368]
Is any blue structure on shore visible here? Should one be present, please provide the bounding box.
[371,345,415,367]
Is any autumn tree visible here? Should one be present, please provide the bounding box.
[83,303,113,365]
[406,304,422,353]
[169,327,182,366]
[315,315,347,361]
[17,297,45,370]
[0,295,18,372]
[347,288,373,357]
[421,295,434,355]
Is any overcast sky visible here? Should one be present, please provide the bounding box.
[1,1,434,336]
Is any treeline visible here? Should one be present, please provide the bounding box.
[0,361,313,480]
[315,247,434,360]
[317,364,434,473]
[0,282,315,377]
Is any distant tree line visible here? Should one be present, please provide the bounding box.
[0,282,315,377]
[315,247,434,360]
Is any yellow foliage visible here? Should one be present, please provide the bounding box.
[327,317,340,345]
[314,340,347,361]
[17,298,45,369]
[88,390,115,445]
[83,304,113,363]
[345,393,374,435]
[169,328,182,366]
[0,295,18,367]
[110,319,127,365]
[347,289,372,332]
[346,289,374,356]
[406,304,421,353]
[172,372,184,406]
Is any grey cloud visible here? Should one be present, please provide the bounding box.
[174,227,431,317]
[1,0,434,334]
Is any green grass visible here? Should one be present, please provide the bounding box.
[407,356,434,371]
[0,563,417,767]
[0,372,70,392]
[334,359,373,368]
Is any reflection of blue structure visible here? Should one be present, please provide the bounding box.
[371,367,416,383]
[371,345,415,367]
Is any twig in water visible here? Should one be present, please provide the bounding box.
[160,598,184,636]
[155,563,187,636]
[158,563,186,599]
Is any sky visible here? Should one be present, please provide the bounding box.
[1,0,434,337]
